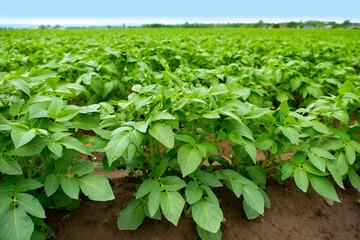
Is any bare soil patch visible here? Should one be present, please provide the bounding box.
[47,177,360,240]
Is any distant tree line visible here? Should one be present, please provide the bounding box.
[141,20,359,29]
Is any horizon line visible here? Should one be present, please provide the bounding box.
[1,17,360,26]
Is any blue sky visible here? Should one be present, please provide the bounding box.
[1,0,359,25]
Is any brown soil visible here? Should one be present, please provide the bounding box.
[46,177,360,240]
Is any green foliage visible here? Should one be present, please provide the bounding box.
[117,199,146,230]
[0,28,360,240]
[160,191,185,226]
[192,197,223,233]
[177,144,203,177]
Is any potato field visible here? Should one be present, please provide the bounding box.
[0,28,359,240]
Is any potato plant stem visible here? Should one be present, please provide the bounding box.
[149,137,156,170]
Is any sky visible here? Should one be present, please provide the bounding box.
[0,0,359,26]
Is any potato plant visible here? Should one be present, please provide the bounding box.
[0,28,359,240]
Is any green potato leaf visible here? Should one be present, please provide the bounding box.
[117,199,145,230]
[192,197,223,233]
[149,122,175,149]
[160,191,185,226]
[78,174,115,201]
[177,144,203,177]
[0,207,34,240]
[308,174,340,202]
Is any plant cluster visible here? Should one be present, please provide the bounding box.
[0,28,359,240]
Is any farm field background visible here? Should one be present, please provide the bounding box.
[0,28,360,240]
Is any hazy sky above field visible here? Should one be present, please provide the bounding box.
[1,0,359,25]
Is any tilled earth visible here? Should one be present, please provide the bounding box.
[47,177,360,240]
